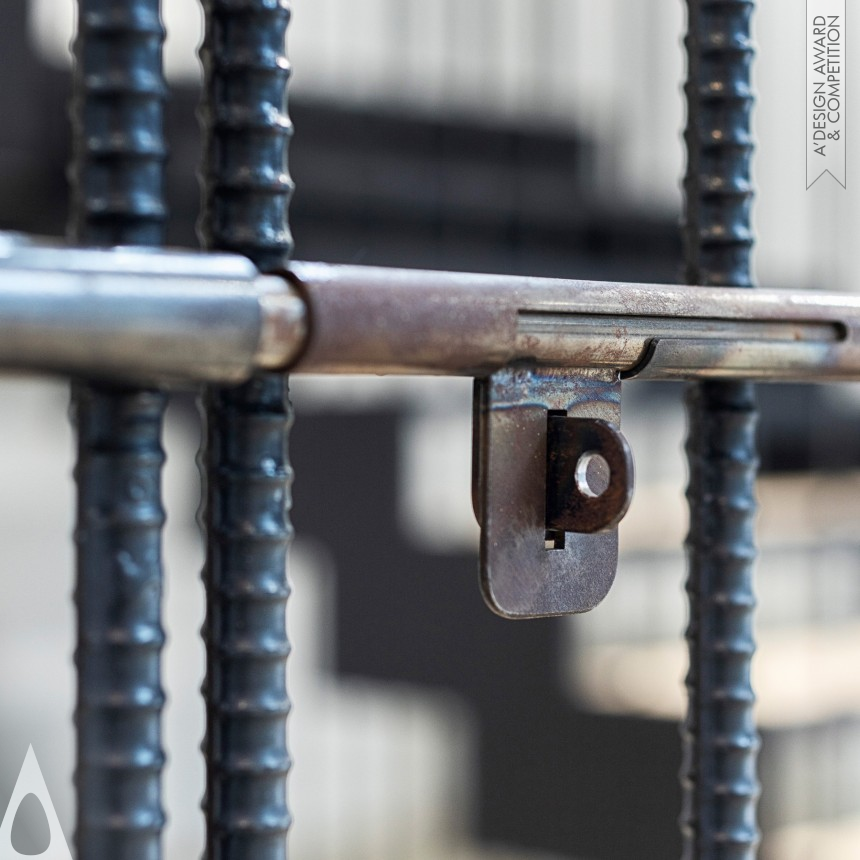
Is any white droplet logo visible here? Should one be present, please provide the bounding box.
[0,747,71,859]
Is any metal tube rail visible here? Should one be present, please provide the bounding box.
[0,237,303,383]
[288,263,860,381]
[3,251,860,383]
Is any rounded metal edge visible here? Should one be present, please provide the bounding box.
[253,274,309,371]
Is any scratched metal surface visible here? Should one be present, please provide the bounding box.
[198,0,295,857]
[680,2,761,857]
[68,0,168,857]
[288,262,860,381]
[475,368,621,618]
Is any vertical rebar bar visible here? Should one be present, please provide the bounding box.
[680,2,760,858]
[198,2,294,858]
[69,1,168,857]
[70,0,168,247]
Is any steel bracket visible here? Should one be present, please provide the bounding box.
[472,367,634,618]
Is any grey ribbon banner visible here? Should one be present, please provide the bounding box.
[807,0,847,188]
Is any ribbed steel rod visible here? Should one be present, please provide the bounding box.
[680,2,760,858]
[198,1,295,858]
[69,0,168,857]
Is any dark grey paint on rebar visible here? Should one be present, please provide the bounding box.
[681,2,761,858]
[198,1,295,857]
[69,0,167,247]
[69,1,168,857]
[198,0,294,269]
[72,383,167,859]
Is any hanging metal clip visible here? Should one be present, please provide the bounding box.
[472,367,634,618]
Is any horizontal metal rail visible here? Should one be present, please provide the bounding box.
[3,237,860,384]
[0,236,303,382]
[290,262,857,380]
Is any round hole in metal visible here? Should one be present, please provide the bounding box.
[575,451,611,498]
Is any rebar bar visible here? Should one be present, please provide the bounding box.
[680,1,761,858]
[69,1,168,857]
[72,383,167,859]
[198,1,295,857]
[69,0,167,247]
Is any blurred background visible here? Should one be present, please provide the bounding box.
[1,0,860,857]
